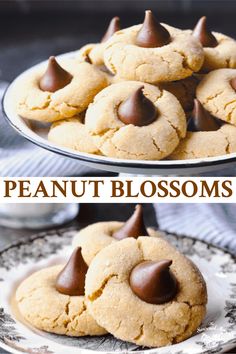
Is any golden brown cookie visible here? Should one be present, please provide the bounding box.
[16,265,106,336]
[76,17,121,66]
[103,13,203,83]
[85,237,207,348]
[73,222,160,265]
[85,81,186,160]
[169,124,236,159]
[16,58,109,122]
[196,69,236,125]
[48,116,99,154]
[190,16,236,72]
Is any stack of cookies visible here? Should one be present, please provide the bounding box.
[15,10,236,160]
[16,205,207,348]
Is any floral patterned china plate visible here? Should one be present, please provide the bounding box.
[0,228,235,354]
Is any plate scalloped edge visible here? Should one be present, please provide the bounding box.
[0,228,235,354]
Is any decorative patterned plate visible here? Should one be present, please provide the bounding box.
[0,228,235,354]
[3,52,236,176]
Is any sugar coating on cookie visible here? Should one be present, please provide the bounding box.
[48,117,99,154]
[197,69,236,125]
[72,221,160,264]
[16,265,106,336]
[103,24,204,83]
[16,59,109,122]
[85,81,186,160]
[169,124,236,160]
[85,237,207,348]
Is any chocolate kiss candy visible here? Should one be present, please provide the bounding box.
[39,56,73,92]
[101,17,120,43]
[192,16,218,48]
[55,247,88,296]
[113,204,149,240]
[230,77,236,91]
[130,260,178,304]
[84,54,92,64]
[136,10,170,48]
[188,99,221,132]
[118,86,157,126]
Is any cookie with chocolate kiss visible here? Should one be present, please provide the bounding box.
[101,17,121,43]
[169,77,236,160]
[85,236,207,347]
[76,17,121,67]
[187,99,221,132]
[56,247,88,296]
[85,81,187,159]
[39,56,73,92]
[118,86,157,127]
[17,57,109,123]
[72,204,160,265]
[192,16,218,48]
[190,18,236,71]
[113,204,149,240]
[103,11,204,82]
[137,10,170,48]
[130,260,178,304]
[15,249,106,336]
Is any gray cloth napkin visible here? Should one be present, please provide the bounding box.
[0,82,96,177]
[154,203,236,255]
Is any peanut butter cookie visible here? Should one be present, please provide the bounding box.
[169,99,236,159]
[16,248,106,336]
[73,205,161,264]
[85,81,186,160]
[197,68,236,125]
[16,57,108,122]
[191,16,236,72]
[103,11,204,83]
[85,237,207,348]
[48,116,99,154]
[76,17,121,66]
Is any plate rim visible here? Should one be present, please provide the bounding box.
[0,226,235,260]
[3,57,236,171]
[0,227,235,354]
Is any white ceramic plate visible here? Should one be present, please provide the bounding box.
[2,53,236,176]
[0,228,235,354]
